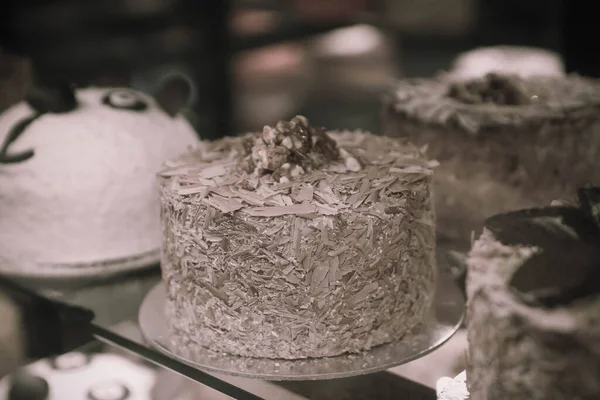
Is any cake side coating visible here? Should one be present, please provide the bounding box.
[466,230,600,400]
[383,75,600,244]
[158,123,437,359]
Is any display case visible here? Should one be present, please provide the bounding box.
[3,1,591,399]
[0,261,464,399]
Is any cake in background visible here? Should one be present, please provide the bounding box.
[437,370,469,400]
[466,187,600,400]
[159,116,437,359]
[448,46,564,81]
[0,78,198,274]
[383,73,600,246]
[310,24,397,94]
[234,42,314,131]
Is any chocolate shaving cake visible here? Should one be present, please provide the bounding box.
[383,73,600,246]
[466,187,600,400]
[158,116,438,359]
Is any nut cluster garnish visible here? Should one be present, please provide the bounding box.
[238,115,360,182]
[447,73,531,106]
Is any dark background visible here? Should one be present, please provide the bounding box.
[0,0,595,139]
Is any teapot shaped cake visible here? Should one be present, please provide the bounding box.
[0,79,199,272]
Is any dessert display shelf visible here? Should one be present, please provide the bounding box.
[138,273,464,381]
[1,265,447,399]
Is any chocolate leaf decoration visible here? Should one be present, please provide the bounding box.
[26,80,77,114]
[578,187,600,230]
[485,206,600,247]
[486,202,600,307]
[509,241,600,308]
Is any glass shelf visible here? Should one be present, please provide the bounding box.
[0,234,465,399]
[15,266,443,400]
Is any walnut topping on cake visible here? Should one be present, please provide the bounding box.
[447,73,532,106]
[238,116,360,183]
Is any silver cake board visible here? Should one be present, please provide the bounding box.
[138,274,465,381]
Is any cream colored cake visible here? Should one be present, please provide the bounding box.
[158,116,437,359]
[383,73,600,246]
[448,46,564,81]
[466,190,600,400]
[0,86,198,268]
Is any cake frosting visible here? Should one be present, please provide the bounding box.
[437,371,469,400]
[448,46,565,81]
[159,116,437,359]
[383,73,600,246]
[0,83,198,268]
[466,188,600,400]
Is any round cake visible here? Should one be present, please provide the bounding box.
[466,188,600,400]
[383,73,600,246]
[158,116,437,359]
[0,83,198,268]
[448,46,564,81]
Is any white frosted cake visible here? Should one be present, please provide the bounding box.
[466,188,600,400]
[0,84,198,269]
[158,116,438,359]
[448,46,564,81]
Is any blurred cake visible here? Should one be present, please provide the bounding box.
[466,187,600,400]
[448,46,564,81]
[383,73,600,246]
[437,371,469,400]
[0,81,198,269]
[159,116,437,359]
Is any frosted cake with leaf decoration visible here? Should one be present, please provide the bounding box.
[466,188,600,399]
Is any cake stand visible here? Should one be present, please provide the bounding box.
[138,274,465,381]
[0,249,160,289]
